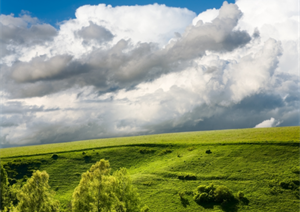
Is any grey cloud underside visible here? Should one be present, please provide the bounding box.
[0,23,57,45]
[1,101,59,114]
[143,93,299,134]
[77,22,114,43]
[1,92,297,148]
[0,15,57,57]
[7,3,251,98]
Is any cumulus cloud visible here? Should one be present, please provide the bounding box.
[254,117,280,128]
[0,13,57,59]
[0,0,299,147]
[76,22,114,43]
[4,2,251,98]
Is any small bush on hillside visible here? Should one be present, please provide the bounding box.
[214,186,234,203]
[83,155,92,162]
[178,173,197,180]
[139,148,156,154]
[279,180,297,190]
[159,149,173,155]
[193,183,238,205]
[51,154,58,160]
[206,150,212,154]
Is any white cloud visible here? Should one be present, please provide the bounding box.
[254,117,280,128]
[192,8,219,25]
[0,0,299,147]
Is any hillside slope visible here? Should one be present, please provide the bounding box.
[1,126,299,211]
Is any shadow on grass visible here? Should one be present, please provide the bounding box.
[83,155,92,163]
[240,197,249,205]
[197,198,241,212]
[220,199,239,212]
[180,197,190,208]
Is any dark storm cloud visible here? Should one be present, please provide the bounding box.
[142,93,298,134]
[5,2,251,98]
[77,22,114,43]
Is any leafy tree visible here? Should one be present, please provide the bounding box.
[15,170,59,212]
[113,168,142,212]
[1,163,9,210]
[72,159,145,212]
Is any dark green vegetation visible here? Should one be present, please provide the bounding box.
[1,126,299,211]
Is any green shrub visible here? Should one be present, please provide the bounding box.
[177,173,197,180]
[83,155,92,162]
[193,183,237,205]
[139,148,156,154]
[214,186,234,202]
[158,149,173,155]
[206,150,212,154]
[194,192,212,203]
[197,185,206,193]
[51,154,58,160]
[279,180,297,190]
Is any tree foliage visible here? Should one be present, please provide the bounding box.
[15,170,59,212]
[72,159,144,212]
[1,163,9,210]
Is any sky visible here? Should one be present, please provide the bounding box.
[1,0,235,25]
[0,0,299,148]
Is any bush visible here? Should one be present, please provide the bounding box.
[51,154,58,160]
[177,173,197,180]
[194,192,210,203]
[159,149,173,155]
[83,155,92,162]
[139,148,156,154]
[193,183,237,205]
[206,150,212,154]
[279,180,297,190]
[214,186,234,202]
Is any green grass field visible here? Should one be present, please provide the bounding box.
[1,126,299,211]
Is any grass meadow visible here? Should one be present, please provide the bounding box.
[1,126,299,211]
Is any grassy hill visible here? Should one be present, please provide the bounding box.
[1,126,299,211]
